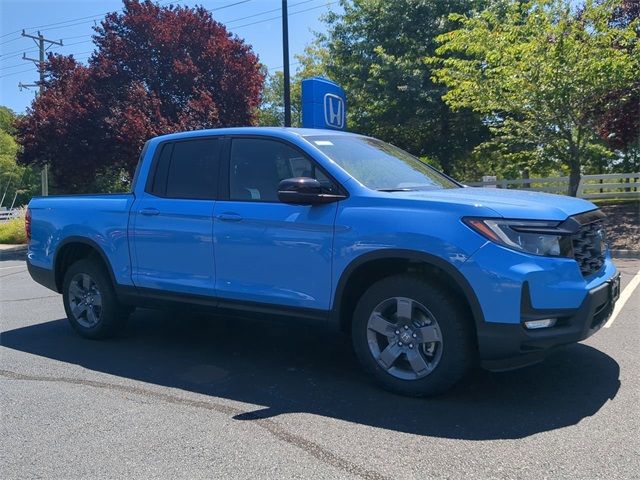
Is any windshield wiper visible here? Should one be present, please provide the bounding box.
[376,188,416,192]
[377,186,437,192]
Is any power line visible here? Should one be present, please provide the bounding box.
[0,0,262,68]
[0,36,24,47]
[2,0,334,78]
[0,67,37,79]
[1,0,330,71]
[269,61,301,71]
[0,51,95,78]
[233,2,335,29]
[2,0,321,58]
[3,58,308,80]
[1,0,328,64]
[1,39,94,66]
[0,0,190,40]
[1,0,250,43]
[1,0,309,61]
[2,52,304,79]
[2,35,90,59]
[1,0,296,60]
[222,0,315,25]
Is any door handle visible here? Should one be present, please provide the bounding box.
[140,208,160,216]
[218,213,243,222]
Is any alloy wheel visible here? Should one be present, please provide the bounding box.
[366,296,443,380]
[67,273,103,328]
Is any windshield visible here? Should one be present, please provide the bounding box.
[305,135,459,191]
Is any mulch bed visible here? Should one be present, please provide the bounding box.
[600,202,639,251]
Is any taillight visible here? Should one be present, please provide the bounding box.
[25,207,32,243]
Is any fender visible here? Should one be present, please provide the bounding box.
[54,236,119,292]
[330,248,486,329]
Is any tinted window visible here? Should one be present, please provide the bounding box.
[230,138,336,202]
[150,138,219,199]
[149,143,172,195]
[306,136,458,191]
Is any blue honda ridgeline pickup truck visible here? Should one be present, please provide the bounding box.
[26,127,620,396]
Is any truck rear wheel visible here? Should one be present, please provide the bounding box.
[62,258,128,339]
[352,274,474,396]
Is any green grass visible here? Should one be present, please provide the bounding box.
[0,215,26,244]
[591,198,640,206]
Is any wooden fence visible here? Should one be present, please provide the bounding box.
[0,209,21,222]
[466,173,640,200]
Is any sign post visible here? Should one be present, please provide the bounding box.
[301,77,347,130]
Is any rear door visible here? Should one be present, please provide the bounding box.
[131,137,220,297]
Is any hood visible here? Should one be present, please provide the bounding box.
[390,187,597,221]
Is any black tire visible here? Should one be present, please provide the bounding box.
[62,258,128,339]
[352,274,475,396]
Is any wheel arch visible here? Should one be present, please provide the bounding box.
[54,237,117,292]
[331,249,485,334]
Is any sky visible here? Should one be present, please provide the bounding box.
[0,0,337,113]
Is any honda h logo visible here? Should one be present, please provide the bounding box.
[324,93,344,129]
[301,77,347,130]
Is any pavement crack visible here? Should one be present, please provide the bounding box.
[0,369,389,480]
[2,295,60,303]
[0,270,27,278]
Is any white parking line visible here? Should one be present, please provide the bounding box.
[604,270,640,329]
[0,265,25,270]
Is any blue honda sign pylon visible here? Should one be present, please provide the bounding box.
[301,77,347,130]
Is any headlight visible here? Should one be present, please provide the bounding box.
[463,217,574,257]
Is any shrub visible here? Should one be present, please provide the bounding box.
[0,209,26,244]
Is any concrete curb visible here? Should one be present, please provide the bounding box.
[0,244,27,252]
[0,244,27,261]
[611,249,640,259]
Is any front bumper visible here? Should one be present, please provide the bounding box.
[478,274,620,371]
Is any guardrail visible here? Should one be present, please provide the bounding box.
[466,172,640,200]
[0,209,21,222]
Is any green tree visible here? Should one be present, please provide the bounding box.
[312,0,489,174]
[432,0,639,195]
[257,70,300,126]
[0,107,38,208]
[257,43,330,127]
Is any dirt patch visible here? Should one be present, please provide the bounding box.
[600,202,639,251]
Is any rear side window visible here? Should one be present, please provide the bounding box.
[148,138,219,199]
[149,144,172,195]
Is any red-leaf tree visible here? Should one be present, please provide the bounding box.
[17,0,264,192]
[590,0,639,169]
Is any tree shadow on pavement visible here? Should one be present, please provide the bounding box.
[0,309,620,440]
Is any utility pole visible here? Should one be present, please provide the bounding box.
[282,0,291,127]
[20,30,63,196]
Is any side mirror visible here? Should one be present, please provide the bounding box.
[277,177,346,205]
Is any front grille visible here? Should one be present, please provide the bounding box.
[571,219,606,277]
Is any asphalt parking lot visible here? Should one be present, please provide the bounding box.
[1,254,639,479]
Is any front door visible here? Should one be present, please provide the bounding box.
[213,137,340,311]
[131,137,220,297]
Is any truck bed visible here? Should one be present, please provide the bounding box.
[28,193,135,287]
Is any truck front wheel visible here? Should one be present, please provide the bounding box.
[62,259,128,339]
[352,274,475,396]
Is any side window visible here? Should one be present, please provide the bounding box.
[149,138,219,199]
[149,143,172,195]
[229,138,336,202]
